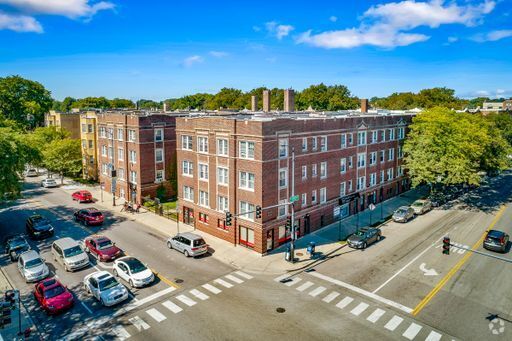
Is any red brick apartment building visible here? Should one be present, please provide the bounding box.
[97,111,181,204]
[176,112,414,254]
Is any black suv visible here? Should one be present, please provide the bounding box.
[26,215,54,240]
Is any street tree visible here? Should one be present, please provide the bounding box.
[42,139,82,184]
[72,97,111,109]
[110,98,135,108]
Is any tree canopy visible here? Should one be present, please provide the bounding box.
[42,139,82,183]
[371,87,470,110]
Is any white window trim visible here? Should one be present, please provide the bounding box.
[198,163,209,181]
[239,171,255,191]
[217,138,229,156]
[217,167,228,186]
[279,168,288,188]
[197,136,209,154]
[154,128,164,142]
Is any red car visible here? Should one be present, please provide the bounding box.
[74,208,104,226]
[82,235,122,262]
[71,190,93,203]
[34,278,74,315]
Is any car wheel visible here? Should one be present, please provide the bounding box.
[377,234,382,241]
[129,280,134,288]
[362,242,367,249]
[184,250,190,257]
[10,252,16,262]
[167,242,173,249]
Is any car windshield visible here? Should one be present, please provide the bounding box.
[353,231,366,237]
[97,240,113,250]
[396,209,407,214]
[25,258,43,268]
[99,276,119,291]
[63,246,83,257]
[34,218,50,226]
[44,285,65,299]
[125,258,147,274]
[412,202,424,207]
[193,239,206,247]
[9,238,27,248]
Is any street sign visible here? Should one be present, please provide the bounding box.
[290,195,299,203]
[369,203,376,211]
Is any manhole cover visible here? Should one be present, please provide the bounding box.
[296,252,303,256]
[175,278,184,283]
[276,307,286,313]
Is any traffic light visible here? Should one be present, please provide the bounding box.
[255,205,262,219]
[0,301,12,329]
[225,212,232,226]
[442,237,450,255]
[285,216,292,230]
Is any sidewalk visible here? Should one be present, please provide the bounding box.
[57,179,428,275]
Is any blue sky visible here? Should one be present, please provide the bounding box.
[1,0,511,101]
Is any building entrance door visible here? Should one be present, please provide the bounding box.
[266,229,274,252]
[183,207,194,225]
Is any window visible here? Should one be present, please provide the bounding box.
[182,135,193,150]
[380,130,386,141]
[340,182,346,196]
[279,168,288,188]
[156,170,164,183]
[182,160,193,176]
[301,193,307,206]
[301,165,307,180]
[387,168,394,180]
[380,170,385,183]
[101,145,107,157]
[81,124,87,133]
[311,190,317,204]
[398,146,403,159]
[340,158,346,173]
[217,167,228,185]
[198,163,209,180]
[371,130,378,144]
[101,163,108,175]
[311,137,317,151]
[108,146,113,159]
[357,153,366,168]
[199,213,208,223]
[348,133,353,145]
[197,136,208,153]
[369,152,377,166]
[278,199,287,217]
[118,168,124,180]
[397,166,404,177]
[279,138,288,158]
[389,128,395,140]
[118,147,124,161]
[129,171,137,184]
[183,186,194,201]
[370,173,377,187]
[312,164,318,177]
[155,148,163,163]
[239,141,255,159]
[348,180,353,192]
[320,187,327,203]
[108,128,114,139]
[357,131,367,146]
[239,171,255,190]
[348,156,353,169]
[218,196,229,212]
[129,150,136,163]
[239,201,255,221]
[320,136,327,151]
[199,190,209,207]
[357,176,366,190]
[117,128,123,141]
[154,128,163,142]
[388,148,394,161]
[302,137,307,152]
[82,139,87,149]
[341,134,347,148]
[217,139,228,156]
[398,127,405,139]
[380,150,385,163]
[128,129,136,142]
[99,127,106,138]
[88,140,93,149]
[320,161,327,179]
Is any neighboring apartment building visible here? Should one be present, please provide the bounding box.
[176,111,413,254]
[80,111,100,180]
[97,111,180,204]
[45,110,81,139]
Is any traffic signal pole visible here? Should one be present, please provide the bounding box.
[446,242,512,263]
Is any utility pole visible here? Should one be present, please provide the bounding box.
[290,148,296,263]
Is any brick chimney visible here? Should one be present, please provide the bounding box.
[251,95,258,111]
[360,99,369,113]
[284,89,295,112]
[163,102,168,112]
[263,90,271,112]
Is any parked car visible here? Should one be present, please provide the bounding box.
[51,237,90,272]
[71,190,93,203]
[83,271,128,307]
[4,236,31,262]
[34,278,74,315]
[411,199,433,215]
[483,230,509,253]
[113,256,154,288]
[392,206,415,223]
[25,169,38,177]
[26,214,54,239]
[166,232,208,257]
[347,227,382,249]
[74,208,104,226]
[81,235,122,262]
[41,178,58,188]
[18,250,50,283]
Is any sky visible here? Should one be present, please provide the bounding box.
[1,0,511,101]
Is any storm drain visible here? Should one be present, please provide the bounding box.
[276,307,286,313]
[175,278,184,284]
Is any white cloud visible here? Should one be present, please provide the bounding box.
[252,25,261,32]
[297,0,495,49]
[329,16,338,22]
[471,29,512,42]
[448,36,458,43]
[0,11,42,32]
[265,21,294,39]
[209,51,229,58]
[183,55,204,67]
[0,0,115,19]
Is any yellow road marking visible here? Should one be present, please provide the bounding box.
[151,269,180,289]
[412,205,507,316]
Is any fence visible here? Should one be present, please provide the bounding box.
[142,196,178,221]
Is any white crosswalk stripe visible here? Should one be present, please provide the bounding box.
[190,289,209,300]
[162,300,183,314]
[129,316,150,331]
[284,277,302,287]
[202,283,222,294]
[425,330,443,341]
[384,316,403,331]
[402,323,422,340]
[225,274,244,284]
[146,308,166,322]
[322,292,340,303]
[335,296,354,310]
[366,308,386,323]
[350,302,369,316]
[235,271,253,279]
[111,325,130,340]
[214,278,234,288]
[176,294,197,307]
[308,286,326,297]
[274,274,289,282]
[296,281,314,292]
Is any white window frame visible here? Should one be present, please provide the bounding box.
[155,148,163,163]
[357,176,366,190]
[117,128,123,141]
[320,136,327,151]
[197,136,208,154]
[154,128,163,142]
[369,152,377,166]
[320,161,327,179]
[371,130,378,144]
[129,150,137,163]
[278,199,288,217]
[380,170,385,183]
[398,127,405,140]
[239,171,255,191]
[182,135,193,150]
[301,165,307,180]
[301,193,307,206]
[380,150,385,163]
[128,129,136,142]
[340,182,346,197]
[182,160,193,177]
[312,164,318,177]
[387,168,394,180]
[398,146,403,159]
[217,196,229,212]
[239,141,255,159]
[129,171,137,184]
[217,167,228,186]
[311,190,317,204]
[239,201,255,222]
[389,128,395,141]
[370,173,377,187]
[183,186,194,202]
[311,137,317,151]
[155,169,164,183]
[388,148,395,161]
[278,138,289,158]
[357,153,366,169]
[302,137,307,152]
[340,158,346,173]
[198,163,209,181]
[118,168,124,180]
[199,190,209,207]
[217,138,228,156]
[118,147,124,161]
[340,134,347,148]
[320,187,327,204]
[348,180,353,192]
[101,145,107,157]
[279,168,288,188]
[357,131,367,146]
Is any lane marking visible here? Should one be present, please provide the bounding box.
[412,205,507,316]
[214,278,233,288]
[129,316,150,331]
[235,271,253,279]
[308,286,326,297]
[350,302,369,316]
[151,269,180,289]
[111,326,130,340]
[225,274,244,284]
[367,308,386,323]
[284,277,302,287]
[335,296,354,309]
[113,287,176,317]
[202,283,221,294]
[402,323,422,340]
[190,289,209,301]
[176,294,196,307]
[162,300,183,314]
[309,272,413,314]
[146,308,167,322]
[384,316,403,331]
[296,281,314,292]
[80,301,93,314]
[274,274,289,282]
[425,330,443,341]
[322,292,340,303]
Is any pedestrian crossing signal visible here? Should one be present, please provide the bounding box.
[442,237,450,255]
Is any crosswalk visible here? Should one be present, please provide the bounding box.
[274,274,446,341]
[110,270,253,340]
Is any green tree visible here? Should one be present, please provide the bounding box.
[42,139,82,184]
[206,88,243,110]
[60,97,77,112]
[72,97,111,109]
[296,84,357,111]
[138,99,162,110]
[0,76,53,128]
[110,98,135,108]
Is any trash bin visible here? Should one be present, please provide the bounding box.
[307,242,316,258]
